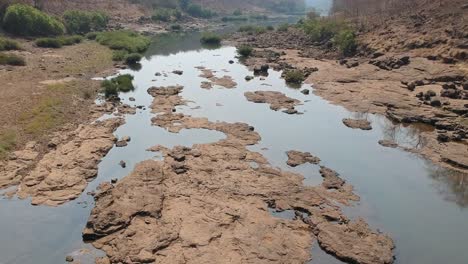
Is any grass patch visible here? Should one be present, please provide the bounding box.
[0,52,26,66]
[95,31,151,53]
[152,8,182,22]
[102,74,135,98]
[22,97,64,135]
[35,35,83,48]
[238,25,267,34]
[3,4,65,36]
[0,130,16,160]
[277,23,290,32]
[0,37,21,51]
[186,3,216,18]
[283,70,305,84]
[237,45,253,57]
[112,50,128,61]
[200,32,221,45]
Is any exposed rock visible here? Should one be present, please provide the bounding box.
[16,118,123,206]
[244,91,302,114]
[319,167,345,189]
[378,140,398,148]
[119,160,126,168]
[65,256,74,262]
[342,118,372,130]
[197,67,237,89]
[253,64,269,76]
[316,219,394,264]
[301,89,310,95]
[115,140,128,147]
[245,75,254,81]
[369,55,410,70]
[286,150,320,167]
[172,70,183,75]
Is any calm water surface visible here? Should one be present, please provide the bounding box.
[0,30,467,264]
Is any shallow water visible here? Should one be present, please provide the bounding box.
[1,31,467,264]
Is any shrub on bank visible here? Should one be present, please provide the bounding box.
[334,29,357,56]
[0,52,26,66]
[169,24,182,31]
[283,70,305,84]
[237,45,253,57]
[200,32,221,45]
[95,31,151,53]
[102,74,135,98]
[112,50,128,61]
[0,37,21,51]
[86,32,98,40]
[277,23,289,32]
[186,4,215,18]
[238,25,267,34]
[152,8,182,22]
[35,35,83,48]
[3,4,65,36]
[125,53,143,64]
[63,10,109,34]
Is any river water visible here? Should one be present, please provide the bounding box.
[0,28,467,264]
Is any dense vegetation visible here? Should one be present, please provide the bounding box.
[238,25,267,35]
[200,32,221,45]
[0,37,21,51]
[152,8,182,22]
[299,11,357,55]
[0,52,25,66]
[283,70,305,84]
[63,10,109,34]
[2,4,65,36]
[102,74,135,98]
[94,31,151,53]
[35,35,83,48]
[237,45,253,57]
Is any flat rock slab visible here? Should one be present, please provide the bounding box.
[342,118,372,130]
[286,150,320,167]
[245,91,302,114]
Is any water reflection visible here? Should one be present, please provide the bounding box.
[377,118,433,149]
[427,163,468,208]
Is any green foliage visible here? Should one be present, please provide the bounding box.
[125,53,143,64]
[101,74,135,98]
[238,25,266,34]
[266,25,274,31]
[3,4,65,36]
[233,9,242,16]
[35,37,62,48]
[95,31,151,53]
[0,52,26,66]
[299,13,358,55]
[112,50,128,61]
[63,10,109,34]
[85,32,98,40]
[186,4,215,18]
[334,29,357,56]
[0,130,16,160]
[35,35,83,48]
[0,37,21,51]
[169,24,182,31]
[237,45,253,57]
[200,32,221,45]
[152,8,181,22]
[283,70,305,84]
[277,23,289,32]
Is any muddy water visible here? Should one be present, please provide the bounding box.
[1,31,467,264]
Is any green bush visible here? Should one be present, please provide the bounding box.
[267,25,274,31]
[283,70,305,84]
[277,23,289,32]
[95,31,151,53]
[200,32,221,45]
[237,45,253,57]
[112,50,128,61]
[334,29,357,56]
[86,32,98,40]
[0,130,16,160]
[238,25,266,34]
[233,9,242,16]
[35,35,83,48]
[0,53,26,66]
[186,4,215,18]
[102,74,135,98]
[35,38,62,48]
[169,24,182,31]
[152,8,181,22]
[3,4,65,36]
[63,10,109,34]
[0,37,21,51]
[125,53,142,64]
